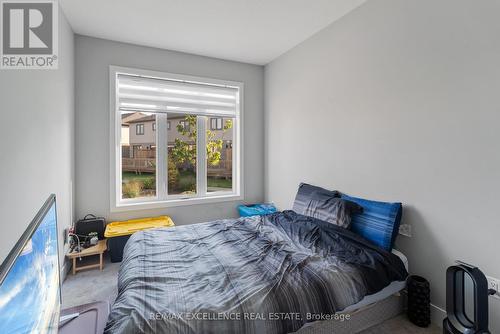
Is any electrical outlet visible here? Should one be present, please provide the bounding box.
[486,276,500,300]
[399,224,412,237]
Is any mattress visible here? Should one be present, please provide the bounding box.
[295,294,404,334]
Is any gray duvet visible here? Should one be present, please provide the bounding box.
[105,211,407,334]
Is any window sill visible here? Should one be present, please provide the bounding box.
[111,193,243,212]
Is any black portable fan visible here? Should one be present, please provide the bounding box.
[443,261,495,334]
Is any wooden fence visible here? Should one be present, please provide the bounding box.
[122,158,155,173]
[122,148,232,177]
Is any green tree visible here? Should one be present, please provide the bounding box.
[171,116,233,167]
[168,159,179,189]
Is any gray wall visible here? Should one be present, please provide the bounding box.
[0,11,75,267]
[265,0,500,329]
[75,35,264,223]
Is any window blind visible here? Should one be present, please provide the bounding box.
[117,74,239,117]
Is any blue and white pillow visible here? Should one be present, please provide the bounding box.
[341,193,402,251]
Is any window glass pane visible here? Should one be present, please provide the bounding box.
[121,112,156,199]
[168,114,197,195]
[116,72,240,207]
[207,117,233,193]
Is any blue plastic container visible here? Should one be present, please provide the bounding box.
[238,203,277,217]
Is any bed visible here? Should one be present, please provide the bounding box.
[105,210,407,334]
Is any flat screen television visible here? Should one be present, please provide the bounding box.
[0,194,61,334]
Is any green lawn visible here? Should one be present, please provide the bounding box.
[176,170,232,190]
[207,176,232,189]
[122,171,232,196]
[122,172,155,183]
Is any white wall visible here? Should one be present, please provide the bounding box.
[0,11,75,268]
[75,36,265,223]
[265,0,500,329]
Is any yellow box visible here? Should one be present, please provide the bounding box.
[104,216,175,238]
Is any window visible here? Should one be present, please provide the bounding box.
[210,117,223,130]
[136,123,144,135]
[110,66,242,211]
[206,118,233,193]
[178,120,190,132]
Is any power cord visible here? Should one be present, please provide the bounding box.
[68,233,81,253]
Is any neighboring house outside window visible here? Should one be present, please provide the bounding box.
[152,123,156,131]
[136,123,144,135]
[210,117,223,130]
[167,121,171,130]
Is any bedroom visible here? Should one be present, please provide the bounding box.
[0,0,499,333]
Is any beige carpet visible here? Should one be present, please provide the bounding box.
[62,256,441,333]
[62,254,120,309]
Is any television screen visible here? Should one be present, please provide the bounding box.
[0,195,61,334]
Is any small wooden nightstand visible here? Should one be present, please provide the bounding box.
[67,240,107,275]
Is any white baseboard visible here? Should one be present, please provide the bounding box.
[60,257,71,283]
[430,303,446,327]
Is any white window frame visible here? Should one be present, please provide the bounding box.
[178,120,190,132]
[136,123,144,135]
[110,66,244,212]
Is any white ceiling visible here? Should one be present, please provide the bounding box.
[59,0,367,65]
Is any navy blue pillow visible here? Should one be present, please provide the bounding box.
[341,194,402,251]
[292,183,340,214]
